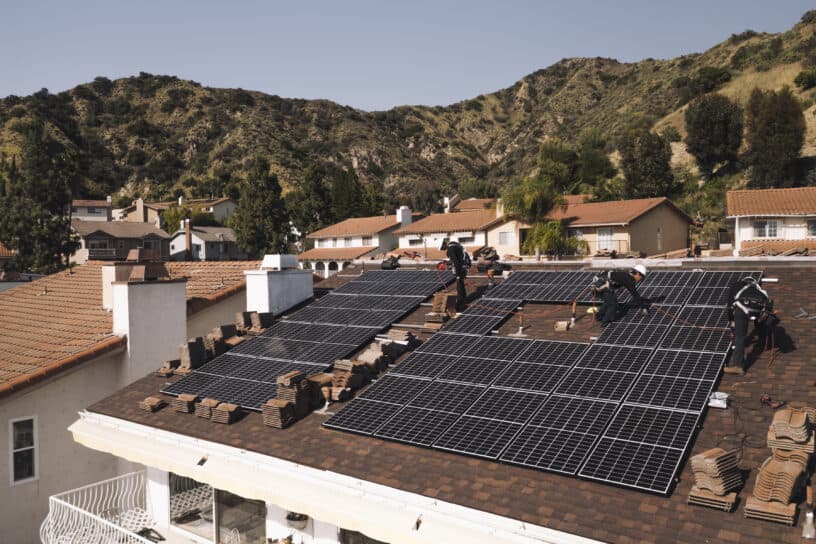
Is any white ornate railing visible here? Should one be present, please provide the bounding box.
[40,471,155,544]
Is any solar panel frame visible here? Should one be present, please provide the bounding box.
[433,416,524,460]
[236,382,281,410]
[578,438,684,494]
[527,395,619,435]
[684,287,730,307]
[441,315,505,336]
[602,405,701,449]
[357,375,433,405]
[555,368,640,401]
[323,398,403,435]
[625,374,716,413]
[415,332,480,356]
[261,322,346,342]
[643,349,726,381]
[199,376,255,406]
[493,362,572,393]
[461,298,521,317]
[161,373,222,397]
[515,340,590,366]
[596,323,670,348]
[390,352,460,379]
[673,306,730,329]
[465,388,549,423]
[408,381,487,414]
[229,337,318,360]
[575,344,654,374]
[438,356,514,385]
[374,407,460,447]
[614,305,678,327]
[501,425,602,475]
[698,271,762,288]
[639,271,702,288]
[472,336,534,362]
[660,325,731,353]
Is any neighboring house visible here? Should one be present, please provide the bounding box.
[0,259,260,544]
[0,242,14,268]
[119,197,238,228]
[727,187,816,256]
[170,224,247,261]
[487,196,691,257]
[299,206,413,277]
[72,221,171,264]
[395,199,502,258]
[71,198,112,222]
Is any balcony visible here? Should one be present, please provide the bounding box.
[41,471,163,544]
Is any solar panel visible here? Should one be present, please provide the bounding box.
[441,315,505,335]
[323,399,402,435]
[162,373,221,397]
[615,305,677,327]
[516,340,589,365]
[637,286,692,306]
[465,388,548,423]
[533,284,589,303]
[327,326,379,347]
[555,368,639,401]
[433,416,524,459]
[416,333,480,356]
[660,326,731,353]
[483,283,543,301]
[199,376,255,406]
[643,349,726,381]
[438,356,513,385]
[596,323,669,348]
[626,374,716,412]
[230,337,317,360]
[235,382,280,410]
[473,336,533,362]
[493,362,571,393]
[674,306,730,329]
[699,271,762,288]
[358,375,432,404]
[502,271,558,285]
[575,344,653,373]
[390,353,460,379]
[261,322,346,342]
[603,405,700,449]
[685,287,729,307]
[501,425,601,474]
[461,298,521,317]
[345,310,405,328]
[374,407,459,447]
[299,342,358,366]
[408,381,486,414]
[527,395,619,435]
[333,282,384,295]
[578,438,683,494]
[311,294,423,312]
[195,354,254,377]
[639,271,702,288]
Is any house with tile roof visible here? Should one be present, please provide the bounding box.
[486,196,691,258]
[0,259,260,544]
[71,197,112,222]
[71,220,171,264]
[726,187,816,256]
[170,224,247,261]
[299,206,413,277]
[118,196,238,228]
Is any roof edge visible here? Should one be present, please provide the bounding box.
[185,280,247,316]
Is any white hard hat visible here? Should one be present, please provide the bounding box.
[633,264,648,277]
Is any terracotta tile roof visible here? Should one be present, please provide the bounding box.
[395,209,501,235]
[398,245,484,260]
[727,187,816,217]
[297,246,380,261]
[0,260,259,399]
[739,240,816,255]
[90,264,815,544]
[0,242,14,258]
[547,196,691,226]
[452,198,496,210]
[308,215,401,238]
[72,220,170,239]
[72,199,111,208]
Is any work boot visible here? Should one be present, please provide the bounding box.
[723,366,745,376]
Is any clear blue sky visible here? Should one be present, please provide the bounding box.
[1,1,813,111]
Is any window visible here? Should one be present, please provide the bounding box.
[808,220,816,237]
[10,417,37,484]
[362,236,373,246]
[457,236,475,245]
[344,237,352,247]
[118,240,125,249]
[408,238,423,247]
[753,220,778,238]
[170,474,213,539]
[566,229,583,240]
[142,240,154,250]
[498,231,515,245]
[656,227,663,252]
[331,238,337,247]
[87,207,101,214]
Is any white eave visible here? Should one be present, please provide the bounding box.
[726,213,816,219]
[70,411,602,544]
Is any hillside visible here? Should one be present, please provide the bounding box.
[1,12,816,208]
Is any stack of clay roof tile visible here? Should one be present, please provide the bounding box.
[139,396,166,412]
[306,373,333,409]
[277,371,311,419]
[211,402,240,424]
[333,359,370,389]
[767,407,815,453]
[178,338,207,373]
[195,398,220,419]
[262,399,296,428]
[687,448,741,511]
[744,451,809,525]
[172,393,198,413]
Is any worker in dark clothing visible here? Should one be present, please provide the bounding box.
[441,239,470,311]
[592,264,649,326]
[725,277,776,375]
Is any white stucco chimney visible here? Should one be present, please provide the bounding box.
[178,195,184,206]
[443,194,461,213]
[396,205,412,226]
[496,198,504,218]
[245,255,313,314]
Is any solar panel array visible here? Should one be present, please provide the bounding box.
[325,269,762,495]
[161,269,452,410]
[483,270,597,304]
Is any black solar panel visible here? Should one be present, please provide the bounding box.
[615,305,678,327]
[501,426,600,475]
[576,344,653,373]
[516,340,589,365]
[674,306,730,329]
[685,287,729,307]
[639,271,702,288]
[462,298,521,317]
[261,322,346,342]
[328,326,379,347]
[483,283,543,301]
[408,381,486,414]
[439,357,513,385]
[442,315,505,335]
[465,388,548,423]
[195,354,254,377]
[199,376,254,406]
[416,333,480,356]
[473,336,533,362]
[578,438,683,494]
[660,326,731,353]
[230,337,317,360]
[493,362,571,393]
[533,284,589,303]
[699,271,762,288]
[323,399,402,435]
[162,373,221,397]
[374,407,459,447]
[333,282,384,295]
[390,352,459,379]
[643,349,726,381]
[434,416,524,459]
[311,294,423,312]
[299,342,358,366]
[555,368,639,401]
[236,382,281,410]
[503,271,558,285]
[603,405,700,449]
[345,310,406,328]
[626,374,715,412]
[596,323,669,348]
[358,375,432,405]
[637,286,692,306]
[527,395,619,435]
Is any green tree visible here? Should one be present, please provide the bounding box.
[501,171,567,256]
[522,221,587,257]
[745,87,806,187]
[536,138,579,192]
[0,116,80,273]
[229,157,289,257]
[285,164,334,237]
[576,128,616,190]
[457,177,498,199]
[685,94,743,177]
[161,205,220,234]
[330,167,365,219]
[618,127,676,198]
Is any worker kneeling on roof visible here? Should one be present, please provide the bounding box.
[440,238,470,312]
[592,264,649,326]
[724,276,777,376]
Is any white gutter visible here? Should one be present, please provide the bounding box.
[70,411,603,544]
[727,214,816,218]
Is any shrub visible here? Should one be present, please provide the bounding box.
[661,126,682,142]
[795,68,816,90]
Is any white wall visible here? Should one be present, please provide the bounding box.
[398,231,487,252]
[210,201,237,223]
[245,270,314,314]
[734,215,816,251]
[186,291,247,339]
